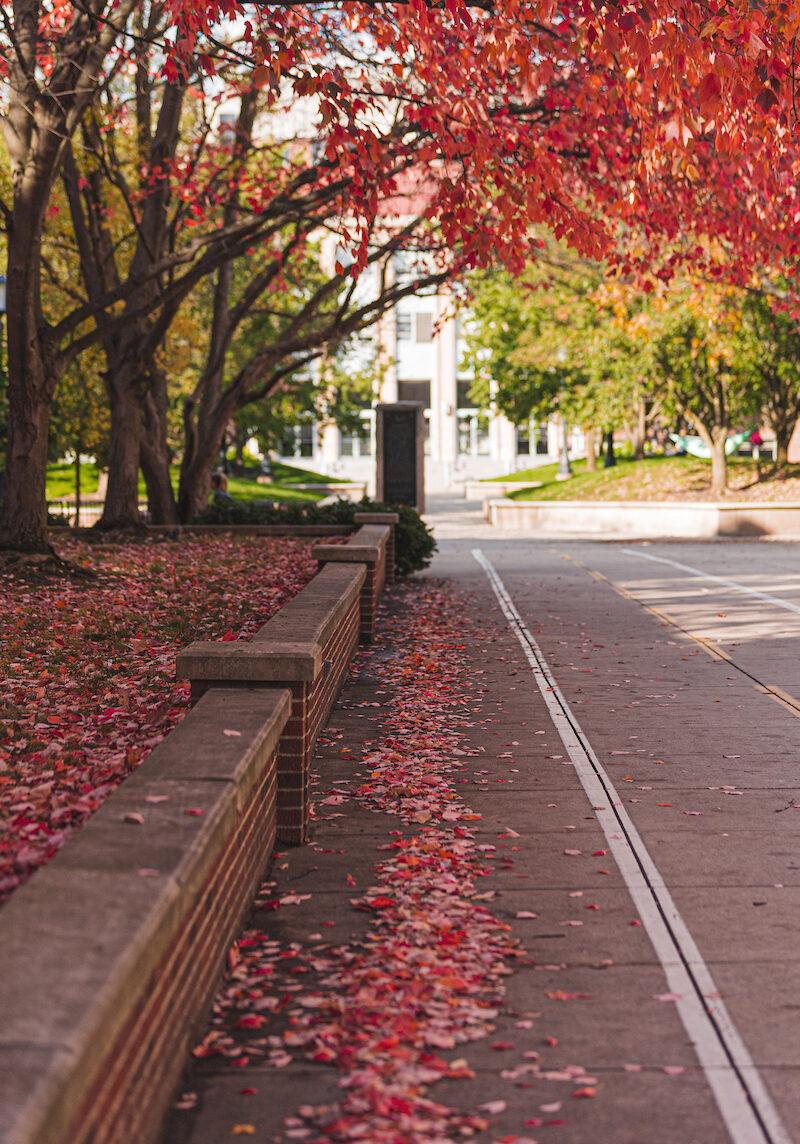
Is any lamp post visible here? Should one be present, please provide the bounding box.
[555,347,572,480]
[603,429,616,468]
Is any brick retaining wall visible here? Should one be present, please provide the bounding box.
[311,522,392,642]
[0,519,399,1144]
[0,687,289,1144]
[178,561,366,845]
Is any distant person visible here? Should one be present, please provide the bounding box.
[210,471,233,505]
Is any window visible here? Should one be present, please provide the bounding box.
[396,313,412,341]
[279,423,315,458]
[394,250,419,286]
[398,379,431,408]
[517,421,549,456]
[457,380,475,409]
[415,312,433,343]
[340,413,374,458]
[458,412,491,456]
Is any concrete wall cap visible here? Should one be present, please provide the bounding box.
[311,543,380,563]
[177,564,365,682]
[312,524,389,564]
[177,640,320,681]
[353,512,400,524]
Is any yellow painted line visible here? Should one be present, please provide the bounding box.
[561,550,800,715]
[755,684,800,717]
[561,552,732,662]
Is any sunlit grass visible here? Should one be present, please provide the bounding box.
[497,455,800,502]
[46,459,346,505]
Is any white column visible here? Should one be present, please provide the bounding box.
[495,412,518,472]
[376,272,398,402]
[435,297,458,484]
[317,420,340,474]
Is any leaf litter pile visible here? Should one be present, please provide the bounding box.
[189,580,565,1144]
[0,535,317,902]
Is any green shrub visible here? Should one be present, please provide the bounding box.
[193,497,436,576]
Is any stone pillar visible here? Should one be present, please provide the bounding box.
[376,402,425,512]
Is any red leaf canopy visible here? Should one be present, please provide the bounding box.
[147,0,800,285]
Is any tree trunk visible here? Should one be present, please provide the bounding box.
[0,211,56,551]
[140,431,178,525]
[710,431,728,498]
[631,398,647,460]
[0,381,52,550]
[75,441,81,527]
[99,368,144,529]
[775,434,790,470]
[177,387,236,523]
[178,445,222,523]
[583,425,597,471]
[140,368,178,525]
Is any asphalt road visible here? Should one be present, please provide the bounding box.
[428,529,800,1144]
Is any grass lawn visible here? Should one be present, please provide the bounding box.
[226,461,346,503]
[496,455,800,502]
[268,460,348,484]
[45,460,346,506]
[46,462,103,498]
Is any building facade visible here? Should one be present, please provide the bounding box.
[278,281,582,492]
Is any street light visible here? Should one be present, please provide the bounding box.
[603,430,616,468]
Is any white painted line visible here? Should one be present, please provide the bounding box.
[622,548,800,616]
[473,548,792,1144]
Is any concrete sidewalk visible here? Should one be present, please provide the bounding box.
[162,535,781,1144]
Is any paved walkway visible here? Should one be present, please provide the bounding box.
[165,501,800,1144]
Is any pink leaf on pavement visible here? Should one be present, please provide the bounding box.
[477,1100,507,1114]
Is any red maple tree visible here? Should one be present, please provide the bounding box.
[3,0,800,550]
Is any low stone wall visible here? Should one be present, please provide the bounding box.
[178,561,366,844]
[485,498,800,539]
[0,518,398,1144]
[49,524,358,538]
[463,479,543,500]
[717,504,800,537]
[311,522,392,642]
[273,481,367,501]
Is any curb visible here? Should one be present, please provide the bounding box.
[485,498,800,538]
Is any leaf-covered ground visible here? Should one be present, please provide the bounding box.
[184,581,549,1143]
[0,535,318,903]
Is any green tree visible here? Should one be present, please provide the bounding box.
[739,291,800,469]
[648,286,761,496]
[464,257,655,467]
[48,350,111,513]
